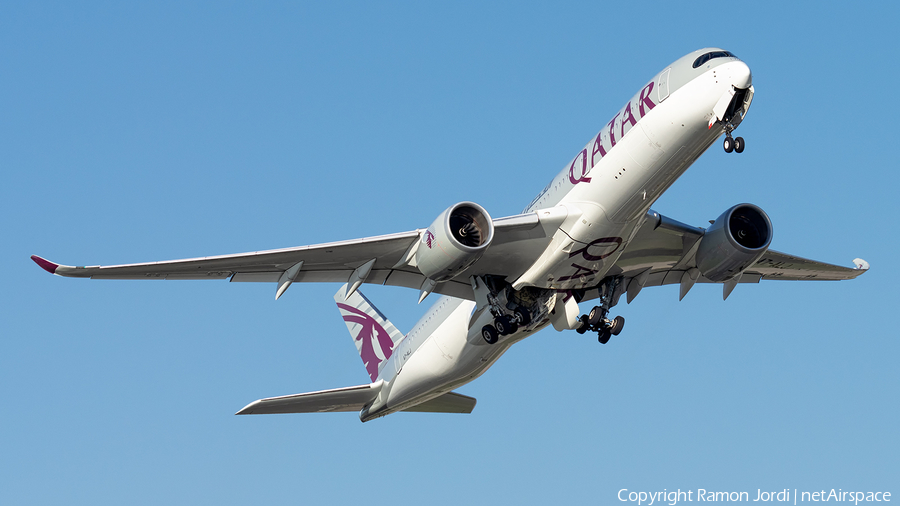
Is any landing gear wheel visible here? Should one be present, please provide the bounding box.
[588,306,605,327]
[723,136,734,153]
[514,308,531,326]
[609,315,625,336]
[494,315,516,336]
[734,136,745,153]
[481,325,498,344]
[575,315,589,335]
[598,329,611,344]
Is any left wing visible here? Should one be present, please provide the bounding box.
[31,211,560,301]
[749,250,869,281]
[605,210,868,301]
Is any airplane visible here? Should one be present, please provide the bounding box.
[31,48,869,422]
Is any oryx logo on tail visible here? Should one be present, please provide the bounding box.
[334,285,405,382]
[336,303,394,380]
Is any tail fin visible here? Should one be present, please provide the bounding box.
[334,284,404,382]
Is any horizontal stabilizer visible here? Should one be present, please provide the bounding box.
[402,391,477,414]
[236,382,381,415]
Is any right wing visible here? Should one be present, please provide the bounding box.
[30,230,459,293]
[31,210,563,301]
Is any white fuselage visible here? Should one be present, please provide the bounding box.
[362,51,753,421]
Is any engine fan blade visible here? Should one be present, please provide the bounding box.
[449,215,482,247]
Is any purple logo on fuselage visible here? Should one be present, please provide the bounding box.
[336,303,394,381]
[573,82,658,187]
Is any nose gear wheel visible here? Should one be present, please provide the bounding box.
[722,124,745,154]
[575,277,627,344]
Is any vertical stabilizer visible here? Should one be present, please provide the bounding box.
[334,284,405,382]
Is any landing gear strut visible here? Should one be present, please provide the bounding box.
[574,277,626,344]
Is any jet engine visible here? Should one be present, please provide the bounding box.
[415,202,494,282]
[695,204,772,282]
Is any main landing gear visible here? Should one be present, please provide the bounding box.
[482,308,531,344]
[479,277,546,345]
[574,277,626,344]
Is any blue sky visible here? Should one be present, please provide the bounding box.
[3,2,898,504]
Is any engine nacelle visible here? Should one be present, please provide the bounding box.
[695,204,773,282]
[415,202,494,282]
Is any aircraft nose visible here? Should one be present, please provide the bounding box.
[732,61,752,89]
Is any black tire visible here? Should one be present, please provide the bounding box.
[734,136,745,153]
[482,325,498,344]
[514,308,531,326]
[598,329,611,344]
[575,315,589,334]
[609,315,625,336]
[723,137,734,153]
[588,306,604,327]
[495,315,512,335]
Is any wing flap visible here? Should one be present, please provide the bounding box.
[236,383,381,415]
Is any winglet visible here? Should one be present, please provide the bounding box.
[853,258,870,271]
[30,255,60,275]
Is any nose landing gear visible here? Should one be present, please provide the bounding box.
[723,135,745,153]
[576,309,625,344]
[574,277,626,344]
[723,125,745,154]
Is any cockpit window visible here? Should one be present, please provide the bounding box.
[692,51,737,68]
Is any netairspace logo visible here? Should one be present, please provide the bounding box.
[618,489,892,505]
